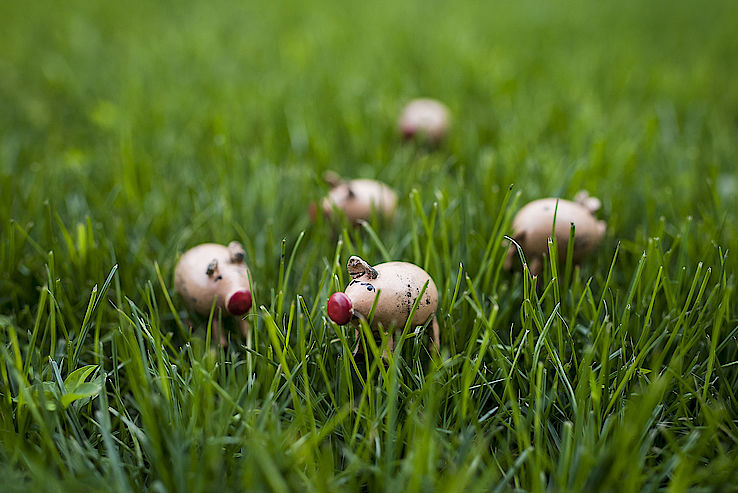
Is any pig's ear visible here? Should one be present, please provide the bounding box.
[347,256,378,279]
[575,190,601,213]
[228,241,246,263]
[323,170,343,188]
[206,259,219,277]
[583,197,601,213]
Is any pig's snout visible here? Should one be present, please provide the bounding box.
[227,290,252,316]
[400,125,416,140]
[327,292,353,325]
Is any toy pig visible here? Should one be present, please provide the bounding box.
[318,171,397,225]
[504,191,606,276]
[175,241,253,346]
[398,98,450,145]
[327,256,439,352]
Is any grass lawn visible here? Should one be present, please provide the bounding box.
[1,0,737,490]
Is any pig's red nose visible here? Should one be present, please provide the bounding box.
[227,290,252,316]
[327,292,353,325]
[400,125,416,140]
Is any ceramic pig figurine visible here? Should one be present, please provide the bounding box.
[398,98,450,145]
[504,191,606,276]
[318,171,397,225]
[175,241,253,346]
[327,256,439,352]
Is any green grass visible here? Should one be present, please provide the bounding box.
[1,0,737,491]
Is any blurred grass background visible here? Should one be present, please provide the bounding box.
[1,0,737,491]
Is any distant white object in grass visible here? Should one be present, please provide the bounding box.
[398,98,450,144]
[327,255,439,354]
[174,241,253,346]
[313,171,397,225]
[505,191,606,276]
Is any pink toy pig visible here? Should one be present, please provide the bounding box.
[175,241,253,346]
[505,191,606,276]
[327,256,439,353]
[398,98,450,145]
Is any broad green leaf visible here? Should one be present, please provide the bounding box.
[64,364,98,391]
[61,381,102,408]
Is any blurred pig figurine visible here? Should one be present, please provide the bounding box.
[317,171,397,225]
[175,241,253,346]
[398,98,450,145]
[505,191,606,276]
[327,255,439,353]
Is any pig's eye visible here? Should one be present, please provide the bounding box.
[215,275,223,281]
[206,259,219,277]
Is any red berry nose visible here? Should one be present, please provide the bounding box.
[401,126,416,139]
[227,290,252,316]
[327,292,353,325]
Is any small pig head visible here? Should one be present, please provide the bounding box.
[175,241,253,317]
[326,256,377,325]
[342,256,382,323]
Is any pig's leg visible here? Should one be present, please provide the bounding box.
[211,319,227,347]
[352,341,362,358]
[352,328,367,361]
[239,318,250,339]
[383,331,394,360]
[432,317,440,350]
[352,328,360,355]
[528,257,543,277]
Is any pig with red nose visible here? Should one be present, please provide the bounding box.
[327,256,439,352]
[398,98,450,145]
[175,241,253,346]
[317,171,397,225]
